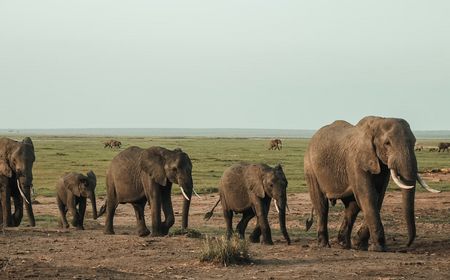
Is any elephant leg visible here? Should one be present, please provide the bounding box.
[104,196,118,235]
[236,208,255,239]
[249,224,261,243]
[12,192,23,227]
[309,187,330,247]
[337,197,360,249]
[354,172,389,250]
[0,181,13,227]
[77,198,86,230]
[132,202,150,237]
[56,197,69,228]
[149,185,163,237]
[254,199,273,245]
[353,187,386,252]
[160,185,174,235]
[223,208,234,240]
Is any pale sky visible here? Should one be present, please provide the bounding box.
[1,1,449,130]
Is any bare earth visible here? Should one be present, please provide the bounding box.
[1,191,449,279]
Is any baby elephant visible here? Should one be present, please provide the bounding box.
[56,171,98,230]
[205,163,290,245]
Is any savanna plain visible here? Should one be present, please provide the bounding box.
[1,136,449,279]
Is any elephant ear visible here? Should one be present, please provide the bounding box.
[86,170,97,189]
[140,148,168,186]
[64,173,83,197]
[246,165,265,198]
[357,131,381,174]
[0,159,12,178]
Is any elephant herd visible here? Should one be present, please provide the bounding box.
[0,116,443,253]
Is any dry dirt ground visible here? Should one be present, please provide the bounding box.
[1,191,449,279]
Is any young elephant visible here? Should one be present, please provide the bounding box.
[205,163,290,245]
[56,171,98,230]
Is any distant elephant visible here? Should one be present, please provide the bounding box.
[268,139,282,150]
[98,146,199,236]
[429,147,438,152]
[304,117,440,252]
[111,140,122,148]
[0,137,36,228]
[204,163,290,245]
[56,171,98,230]
[414,145,423,151]
[438,142,450,152]
[103,141,112,148]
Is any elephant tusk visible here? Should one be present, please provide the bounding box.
[390,169,415,190]
[193,188,202,199]
[273,199,280,213]
[180,187,190,201]
[417,174,441,193]
[17,180,30,205]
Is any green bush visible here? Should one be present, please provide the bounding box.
[200,235,251,266]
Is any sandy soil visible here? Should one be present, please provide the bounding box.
[1,191,449,279]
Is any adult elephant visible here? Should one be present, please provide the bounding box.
[204,163,290,245]
[99,146,199,237]
[0,137,36,227]
[304,116,440,252]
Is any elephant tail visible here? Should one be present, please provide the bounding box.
[97,201,107,217]
[305,207,314,231]
[204,198,221,221]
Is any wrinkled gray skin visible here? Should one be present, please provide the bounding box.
[0,137,36,227]
[304,116,418,252]
[206,163,290,245]
[56,171,97,230]
[100,146,193,237]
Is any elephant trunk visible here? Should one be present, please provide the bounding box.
[181,181,193,229]
[17,176,35,227]
[277,198,291,245]
[402,187,416,246]
[89,192,98,220]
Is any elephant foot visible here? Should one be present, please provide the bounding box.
[76,226,85,230]
[261,239,274,245]
[352,238,369,251]
[369,243,387,252]
[249,234,260,243]
[318,236,330,248]
[138,228,151,237]
[104,229,115,235]
[337,235,351,249]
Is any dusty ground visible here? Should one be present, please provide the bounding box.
[0,191,449,280]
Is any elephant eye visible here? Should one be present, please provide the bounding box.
[172,167,177,172]
[384,140,391,146]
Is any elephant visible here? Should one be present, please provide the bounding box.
[111,140,122,148]
[268,139,282,150]
[98,146,199,237]
[0,137,36,228]
[204,163,290,245]
[304,116,440,252]
[414,145,423,152]
[103,139,121,149]
[438,142,450,152]
[56,171,98,230]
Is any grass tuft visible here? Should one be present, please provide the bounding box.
[170,228,202,238]
[200,235,251,266]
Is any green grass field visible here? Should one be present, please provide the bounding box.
[6,136,450,197]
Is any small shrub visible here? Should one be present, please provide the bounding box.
[171,228,202,238]
[200,235,251,266]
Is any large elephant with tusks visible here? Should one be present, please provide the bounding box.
[304,116,440,252]
[0,137,36,228]
[99,146,200,236]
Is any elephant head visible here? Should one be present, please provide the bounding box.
[0,137,36,226]
[357,116,439,246]
[64,171,98,219]
[141,147,197,229]
[248,164,290,244]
